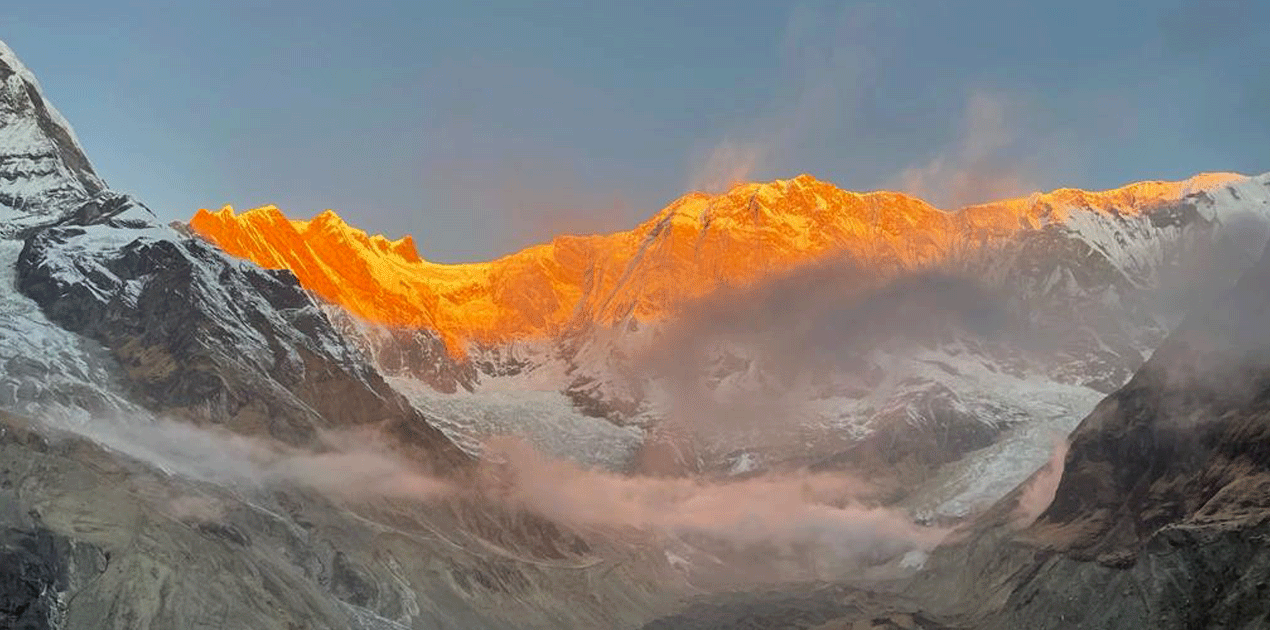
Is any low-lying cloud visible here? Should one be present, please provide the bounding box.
[40,415,454,502]
[482,436,945,578]
[35,410,945,582]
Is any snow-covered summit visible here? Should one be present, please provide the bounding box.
[0,40,104,228]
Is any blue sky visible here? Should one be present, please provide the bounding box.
[4,0,1268,261]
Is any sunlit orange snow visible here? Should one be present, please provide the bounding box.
[190,173,1243,354]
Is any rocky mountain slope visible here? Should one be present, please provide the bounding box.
[0,407,690,630]
[911,214,1270,629]
[0,42,102,221]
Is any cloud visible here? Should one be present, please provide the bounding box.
[686,2,884,192]
[609,256,1014,489]
[35,410,944,582]
[683,4,1094,206]
[39,415,455,502]
[678,263,1006,369]
[481,436,946,580]
[689,139,768,194]
[893,91,1036,208]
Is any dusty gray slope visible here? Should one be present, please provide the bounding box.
[0,411,683,630]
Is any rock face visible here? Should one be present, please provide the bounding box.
[0,527,74,630]
[1036,238,1270,557]
[978,234,1270,628]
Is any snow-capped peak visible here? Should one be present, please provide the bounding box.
[0,40,104,225]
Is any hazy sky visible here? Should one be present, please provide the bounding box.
[5,0,1268,261]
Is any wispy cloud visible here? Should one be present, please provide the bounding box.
[482,436,946,579]
[687,2,885,192]
[893,90,1037,208]
[37,410,944,582]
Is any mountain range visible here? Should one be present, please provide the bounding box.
[191,153,1270,516]
[5,35,1270,629]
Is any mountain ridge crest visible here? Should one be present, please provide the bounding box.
[189,170,1265,353]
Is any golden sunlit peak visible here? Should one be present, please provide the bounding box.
[197,204,291,224]
[283,208,424,264]
[1187,172,1246,188]
[787,173,832,188]
[973,171,1249,218]
[306,208,347,228]
[189,172,1254,352]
